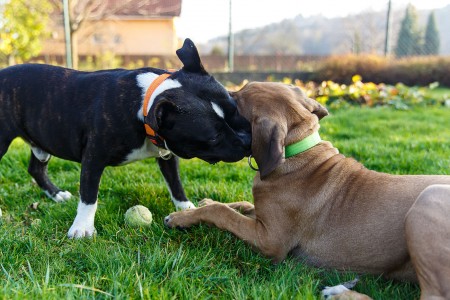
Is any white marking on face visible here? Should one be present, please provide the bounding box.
[121,139,171,165]
[67,200,97,238]
[31,146,51,162]
[211,102,224,119]
[136,72,182,121]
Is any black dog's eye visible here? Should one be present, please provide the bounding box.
[209,133,222,145]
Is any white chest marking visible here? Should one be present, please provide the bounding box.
[211,102,224,119]
[31,146,51,162]
[136,72,182,121]
[121,139,171,165]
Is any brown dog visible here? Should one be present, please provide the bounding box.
[165,82,450,299]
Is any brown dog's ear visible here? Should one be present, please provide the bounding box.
[290,86,328,119]
[304,97,328,120]
[252,117,286,179]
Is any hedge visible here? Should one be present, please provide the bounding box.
[312,55,450,87]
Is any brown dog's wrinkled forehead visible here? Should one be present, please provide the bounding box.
[231,81,328,121]
[232,81,290,103]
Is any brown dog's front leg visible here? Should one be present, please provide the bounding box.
[199,199,255,218]
[164,202,255,233]
[164,201,287,262]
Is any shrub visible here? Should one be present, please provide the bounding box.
[227,76,447,110]
[313,55,450,87]
[295,76,444,110]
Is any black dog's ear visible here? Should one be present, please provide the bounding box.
[252,117,286,179]
[176,38,207,74]
[148,100,179,131]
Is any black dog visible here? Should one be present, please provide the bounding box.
[0,39,251,238]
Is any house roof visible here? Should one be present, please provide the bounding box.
[106,0,182,17]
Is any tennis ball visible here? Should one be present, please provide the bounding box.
[124,205,152,227]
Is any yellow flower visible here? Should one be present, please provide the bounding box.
[352,74,362,83]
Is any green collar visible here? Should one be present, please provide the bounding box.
[284,131,321,158]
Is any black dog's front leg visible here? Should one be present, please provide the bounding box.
[68,158,105,238]
[157,156,195,210]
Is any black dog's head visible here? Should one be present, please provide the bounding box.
[146,39,251,164]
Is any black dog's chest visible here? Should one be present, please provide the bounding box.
[117,139,170,166]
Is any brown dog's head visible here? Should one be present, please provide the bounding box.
[230,82,328,179]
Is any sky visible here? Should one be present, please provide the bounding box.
[176,0,450,43]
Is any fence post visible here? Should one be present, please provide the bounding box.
[63,0,73,68]
[227,0,234,72]
[384,0,392,56]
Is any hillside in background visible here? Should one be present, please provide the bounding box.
[202,4,450,56]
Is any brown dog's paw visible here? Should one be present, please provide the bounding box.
[198,198,217,207]
[164,210,197,229]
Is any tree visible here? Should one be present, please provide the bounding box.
[395,4,422,57]
[210,46,225,56]
[0,0,53,65]
[50,0,112,69]
[423,12,440,55]
[352,30,362,54]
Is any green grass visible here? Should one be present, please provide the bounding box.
[425,87,450,100]
[1,107,450,299]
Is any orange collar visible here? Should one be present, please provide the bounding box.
[142,70,175,147]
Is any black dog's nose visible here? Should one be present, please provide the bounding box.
[235,131,252,153]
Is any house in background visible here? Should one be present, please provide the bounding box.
[41,0,182,66]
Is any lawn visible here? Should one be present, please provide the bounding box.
[425,87,450,99]
[1,106,450,299]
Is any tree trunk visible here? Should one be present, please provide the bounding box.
[71,30,79,69]
[8,55,15,66]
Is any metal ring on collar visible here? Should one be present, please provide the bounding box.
[248,155,259,171]
[159,149,173,160]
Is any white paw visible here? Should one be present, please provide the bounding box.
[67,222,96,238]
[67,201,97,238]
[321,284,350,299]
[321,278,367,300]
[45,190,72,202]
[173,200,196,211]
[56,191,72,201]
